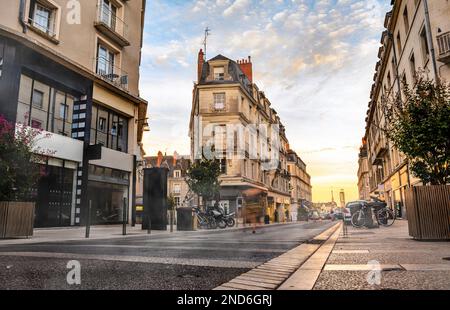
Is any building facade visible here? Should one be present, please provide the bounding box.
[0,0,147,227]
[287,150,312,221]
[189,51,294,223]
[357,140,371,201]
[362,0,450,218]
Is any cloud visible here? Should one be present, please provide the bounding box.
[223,0,251,16]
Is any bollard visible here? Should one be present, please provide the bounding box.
[85,200,92,238]
[122,198,127,236]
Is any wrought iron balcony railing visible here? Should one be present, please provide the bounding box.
[95,3,130,47]
[95,57,129,90]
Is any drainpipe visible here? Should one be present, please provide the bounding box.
[19,0,27,33]
[423,0,439,81]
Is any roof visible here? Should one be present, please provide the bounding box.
[199,54,253,92]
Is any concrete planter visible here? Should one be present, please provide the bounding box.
[405,185,450,240]
[0,202,35,239]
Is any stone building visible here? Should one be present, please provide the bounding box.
[287,149,312,221]
[0,0,148,227]
[362,0,449,218]
[189,51,293,223]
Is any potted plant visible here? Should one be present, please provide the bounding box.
[0,115,53,239]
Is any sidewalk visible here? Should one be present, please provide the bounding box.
[0,221,303,245]
[313,220,450,290]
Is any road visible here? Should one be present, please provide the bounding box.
[0,221,334,290]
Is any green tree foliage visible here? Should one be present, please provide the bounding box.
[0,115,53,201]
[384,76,450,185]
[185,159,221,203]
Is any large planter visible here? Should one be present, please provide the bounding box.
[0,202,35,239]
[405,185,450,240]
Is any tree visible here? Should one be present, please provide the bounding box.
[185,159,221,207]
[384,76,450,185]
[0,115,53,201]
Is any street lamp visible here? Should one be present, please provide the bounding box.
[136,117,150,132]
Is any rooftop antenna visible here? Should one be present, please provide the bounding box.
[203,27,211,59]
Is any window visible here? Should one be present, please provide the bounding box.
[409,53,416,83]
[173,184,181,194]
[59,103,68,119]
[219,159,227,174]
[214,93,225,110]
[0,57,3,78]
[403,6,409,33]
[174,170,181,178]
[29,0,56,36]
[101,0,118,31]
[214,67,225,80]
[387,71,392,88]
[99,117,106,132]
[91,104,128,153]
[97,44,115,76]
[17,75,76,135]
[396,32,402,55]
[420,26,430,63]
[32,89,44,108]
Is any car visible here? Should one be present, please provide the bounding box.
[334,207,352,224]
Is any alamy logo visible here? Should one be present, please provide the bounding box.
[192,116,281,171]
[366,260,381,285]
[66,0,81,25]
[66,260,81,285]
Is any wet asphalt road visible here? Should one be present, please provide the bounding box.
[0,221,334,290]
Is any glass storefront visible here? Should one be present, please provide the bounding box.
[88,165,129,224]
[34,160,76,227]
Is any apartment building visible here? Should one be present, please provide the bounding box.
[363,0,449,218]
[0,0,148,227]
[189,51,292,223]
[357,139,371,201]
[287,150,312,221]
[144,154,192,209]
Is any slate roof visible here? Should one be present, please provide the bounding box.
[199,54,252,92]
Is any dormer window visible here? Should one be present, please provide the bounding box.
[214,67,225,80]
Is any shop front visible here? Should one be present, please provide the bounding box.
[34,159,78,227]
[87,165,130,225]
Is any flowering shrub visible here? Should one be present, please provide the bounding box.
[0,115,54,201]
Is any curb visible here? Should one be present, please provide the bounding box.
[214,222,342,290]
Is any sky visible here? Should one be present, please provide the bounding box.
[139,0,392,203]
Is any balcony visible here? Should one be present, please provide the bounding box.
[96,57,129,90]
[437,32,450,64]
[94,4,130,47]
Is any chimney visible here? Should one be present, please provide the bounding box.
[238,56,253,83]
[197,49,204,83]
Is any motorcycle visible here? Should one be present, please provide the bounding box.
[207,206,227,229]
[223,212,236,227]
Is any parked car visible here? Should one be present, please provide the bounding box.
[334,207,352,224]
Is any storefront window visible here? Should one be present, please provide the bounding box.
[90,104,128,152]
[17,74,74,136]
[34,162,76,227]
[88,164,130,224]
